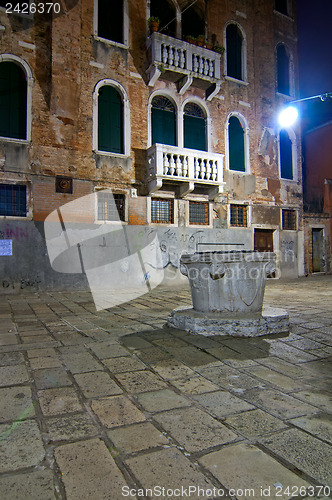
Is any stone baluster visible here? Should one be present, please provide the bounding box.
[163,152,170,175]
[204,59,209,76]
[209,60,214,77]
[169,46,174,66]
[193,54,199,73]
[199,56,204,74]
[175,155,182,176]
[174,48,179,68]
[162,45,168,64]
[169,154,175,175]
[183,156,189,177]
[194,157,199,179]
[179,49,186,69]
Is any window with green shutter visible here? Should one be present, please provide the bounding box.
[0,62,27,140]
[151,96,176,146]
[183,103,206,151]
[98,0,124,43]
[226,24,243,80]
[279,129,293,179]
[277,44,290,95]
[98,85,124,154]
[228,116,245,172]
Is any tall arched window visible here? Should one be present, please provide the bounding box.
[226,24,243,80]
[151,96,176,146]
[183,102,206,151]
[0,61,27,140]
[98,85,124,154]
[228,116,245,172]
[150,0,176,37]
[277,44,290,95]
[279,129,293,179]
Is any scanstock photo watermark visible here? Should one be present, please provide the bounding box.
[121,484,331,498]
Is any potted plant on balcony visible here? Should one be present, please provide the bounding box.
[213,42,225,54]
[197,34,205,47]
[205,39,213,50]
[148,16,160,33]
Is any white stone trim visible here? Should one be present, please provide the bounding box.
[277,126,298,181]
[92,79,131,156]
[0,54,33,142]
[225,111,250,174]
[224,21,247,82]
[93,0,129,48]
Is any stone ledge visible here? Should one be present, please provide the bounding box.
[167,305,289,337]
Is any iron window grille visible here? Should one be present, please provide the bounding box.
[0,184,27,217]
[151,198,173,224]
[230,204,247,227]
[189,201,209,225]
[97,192,125,221]
[282,209,296,230]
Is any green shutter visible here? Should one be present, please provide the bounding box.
[0,62,27,140]
[184,115,206,151]
[152,107,176,146]
[98,86,124,154]
[229,116,245,172]
[280,129,293,179]
[226,24,242,80]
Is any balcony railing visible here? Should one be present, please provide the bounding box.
[147,33,222,93]
[147,144,224,197]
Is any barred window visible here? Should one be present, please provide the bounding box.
[189,201,209,225]
[230,204,247,227]
[151,198,173,224]
[282,209,296,230]
[0,184,27,217]
[97,192,125,221]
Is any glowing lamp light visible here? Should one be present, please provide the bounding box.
[278,105,299,128]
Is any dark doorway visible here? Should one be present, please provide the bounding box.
[312,228,323,272]
[254,229,275,277]
[254,229,274,252]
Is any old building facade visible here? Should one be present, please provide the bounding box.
[0,0,304,291]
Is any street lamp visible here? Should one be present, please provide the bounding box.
[278,92,332,128]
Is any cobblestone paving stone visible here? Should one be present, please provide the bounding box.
[0,275,331,499]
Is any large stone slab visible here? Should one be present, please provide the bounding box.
[260,428,332,487]
[193,391,255,418]
[108,422,168,454]
[0,470,56,499]
[0,420,45,472]
[125,447,214,500]
[0,386,35,423]
[154,407,237,452]
[168,306,289,337]
[55,439,128,500]
[135,389,191,412]
[91,395,146,428]
[74,371,123,398]
[199,442,310,500]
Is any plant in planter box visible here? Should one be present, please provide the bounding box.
[213,42,225,54]
[197,35,205,47]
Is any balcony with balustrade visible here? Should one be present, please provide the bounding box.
[147,143,225,199]
[146,33,222,99]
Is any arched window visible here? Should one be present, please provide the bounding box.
[228,116,245,172]
[98,85,124,154]
[279,129,293,179]
[0,61,27,140]
[277,44,290,95]
[226,24,243,80]
[183,102,206,151]
[151,96,176,146]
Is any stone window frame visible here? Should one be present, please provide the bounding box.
[281,208,297,231]
[223,21,248,85]
[147,194,178,226]
[180,96,211,151]
[185,197,212,228]
[277,126,298,182]
[225,111,250,174]
[229,203,249,228]
[275,42,295,98]
[274,0,293,19]
[147,90,178,149]
[93,0,129,49]
[0,177,33,220]
[94,187,128,224]
[0,54,33,143]
[92,79,131,157]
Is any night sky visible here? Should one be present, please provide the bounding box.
[297,0,332,129]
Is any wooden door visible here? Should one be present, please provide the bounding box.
[254,229,274,252]
[312,229,323,272]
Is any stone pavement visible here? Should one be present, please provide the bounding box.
[0,275,331,500]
